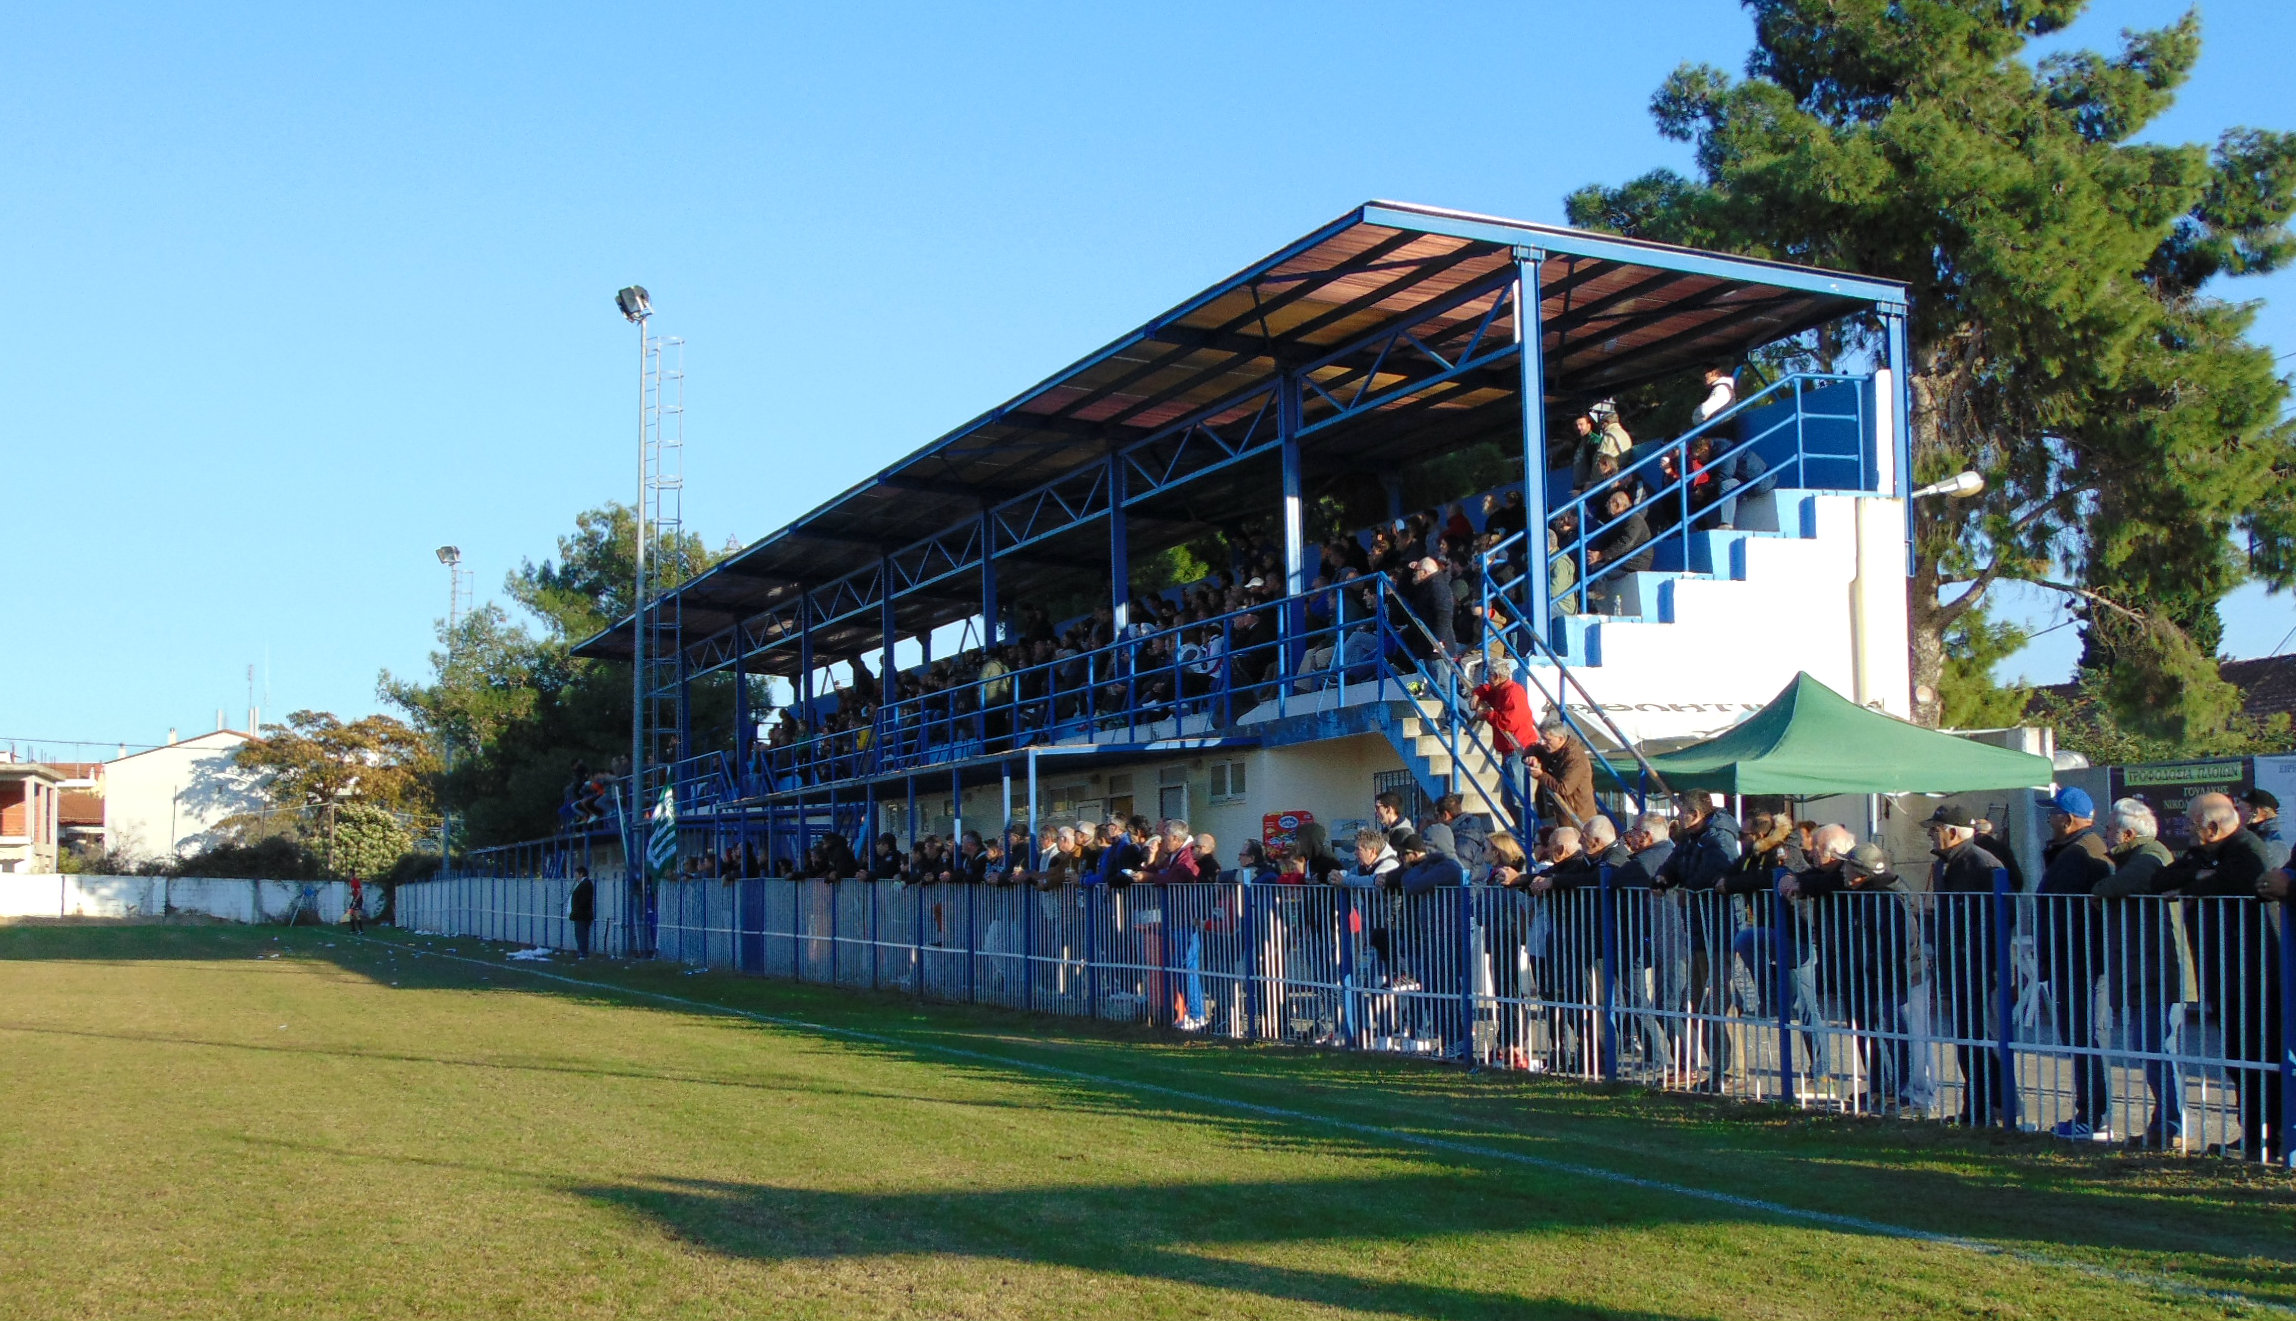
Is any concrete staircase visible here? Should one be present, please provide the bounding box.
[1383,695,1512,826]
[1519,489,1881,747]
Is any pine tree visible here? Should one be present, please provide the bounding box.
[1565,2,2296,743]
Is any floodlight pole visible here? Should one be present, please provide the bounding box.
[631,302,650,867]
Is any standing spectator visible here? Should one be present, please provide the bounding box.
[1655,793,1742,1087]
[1527,718,1598,831]
[2241,788,2289,870]
[1584,489,1653,615]
[1471,659,1538,828]
[1100,815,1153,886]
[1373,792,1421,857]
[2091,796,2180,1146]
[1615,812,1678,1072]
[569,867,596,959]
[1228,839,1278,885]
[1923,805,2011,1127]
[2162,792,2281,1161]
[1293,821,1346,886]
[1693,363,1737,424]
[345,875,367,934]
[1405,556,1457,661]
[1341,827,1400,887]
[1430,793,1491,874]
[2036,785,2115,1140]
[1793,841,1913,1110]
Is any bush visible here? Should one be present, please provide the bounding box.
[173,835,325,880]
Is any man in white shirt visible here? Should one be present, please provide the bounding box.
[1693,363,1737,424]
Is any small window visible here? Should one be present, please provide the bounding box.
[1158,782,1189,825]
[1209,760,1248,805]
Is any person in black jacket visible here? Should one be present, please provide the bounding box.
[1585,489,1653,616]
[568,867,596,959]
[1655,793,1742,1090]
[1403,556,1456,662]
[1923,804,2013,1126]
[2035,787,2117,1139]
[2092,796,2181,1146]
[2161,792,2283,1160]
[1792,841,1912,1110]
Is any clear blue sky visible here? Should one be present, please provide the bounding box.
[6,1,2292,759]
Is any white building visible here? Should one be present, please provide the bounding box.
[101,729,270,861]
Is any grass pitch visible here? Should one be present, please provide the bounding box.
[0,921,2290,1319]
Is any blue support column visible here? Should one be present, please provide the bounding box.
[797,592,814,726]
[1513,248,1550,635]
[980,510,1000,648]
[880,554,898,772]
[1884,305,1916,574]
[1381,474,1405,523]
[1109,455,1130,632]
[1279,372,1306,677]
[731,640,749,793]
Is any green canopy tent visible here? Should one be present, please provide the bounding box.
[1640,672,2055,796]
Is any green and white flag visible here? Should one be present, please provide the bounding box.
[645,784,678,879]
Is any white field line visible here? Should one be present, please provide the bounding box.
[376,936,2287,1315]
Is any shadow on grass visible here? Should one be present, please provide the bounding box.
[236,1134,1732,1320]
[9,921,2296,1298]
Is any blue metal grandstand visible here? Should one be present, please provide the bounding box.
[481,201,1914,895]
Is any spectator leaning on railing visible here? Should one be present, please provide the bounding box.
[2242,787,2289,871]
[2035,785,2115,1141]
[2162,792,2283,1162]
[2091,796,2181,1146]
[1923,804,2010,1127]
[1527,717,1597,831]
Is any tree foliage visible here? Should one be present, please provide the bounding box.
[234,710,434,817]
[1565,1,2296,748]
[381,503,735,848]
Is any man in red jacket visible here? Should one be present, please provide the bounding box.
[1471,658,1537,830]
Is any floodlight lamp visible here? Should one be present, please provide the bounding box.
[1911,471,1985,500]
[436,545,462,567]
[616,286,652,323]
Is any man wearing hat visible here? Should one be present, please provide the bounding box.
[2037,785,2116,1140]
[2241,788,2289,871]
[1790,838,1913,1110]
[1924,804,2013,1125]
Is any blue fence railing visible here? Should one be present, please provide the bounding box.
[394,872,2296,1165]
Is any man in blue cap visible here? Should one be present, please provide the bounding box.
[2038,784,2115,1139]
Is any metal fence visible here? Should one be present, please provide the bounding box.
[393,870,2293,1163]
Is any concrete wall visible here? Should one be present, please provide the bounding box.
[0,875,374,923]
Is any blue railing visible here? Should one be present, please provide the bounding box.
[1486,371,1869,621]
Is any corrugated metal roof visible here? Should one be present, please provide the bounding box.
[578,201,1904,669]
